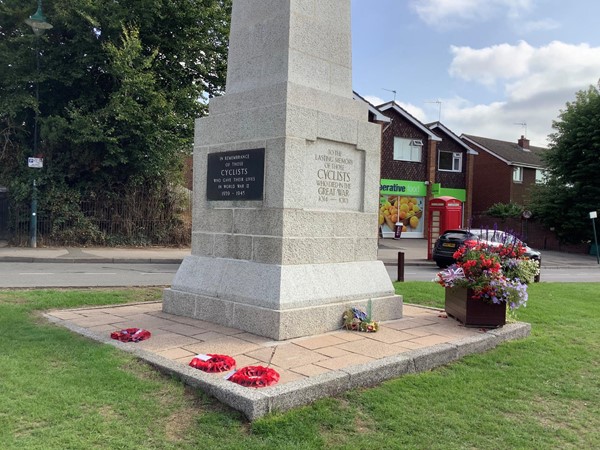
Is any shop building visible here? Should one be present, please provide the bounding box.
[376,102,476,238]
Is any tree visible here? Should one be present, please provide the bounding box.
[0,0,230,197]
[530,82,600,243]
[0,0,230,243]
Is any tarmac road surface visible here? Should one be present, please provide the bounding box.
[0,262,178,288]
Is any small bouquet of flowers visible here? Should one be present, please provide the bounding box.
[343,303,379,332]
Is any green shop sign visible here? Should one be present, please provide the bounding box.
[431,183,466,202]
[380,179,427,197]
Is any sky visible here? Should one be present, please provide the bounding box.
[351,0,600,147]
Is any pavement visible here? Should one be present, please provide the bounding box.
[0,237,598,268]
[44,300,530,420]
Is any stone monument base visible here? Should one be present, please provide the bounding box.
[163,256,403,340]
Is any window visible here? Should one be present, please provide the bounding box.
[438,151,462,172]
[535,169,547,184]
[513,166,523,183]
[393,137,422,162]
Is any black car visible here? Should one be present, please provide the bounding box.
[432,229,541,268]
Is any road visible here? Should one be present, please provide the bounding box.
[0,261,598,289]
[386,264,600,283]
[0,262,178,288]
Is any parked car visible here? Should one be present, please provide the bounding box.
[432,229,541,268]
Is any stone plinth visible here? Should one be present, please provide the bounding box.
[163,0,402,340]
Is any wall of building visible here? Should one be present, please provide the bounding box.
[434,132,467,189]
[510,166,536,206]
[380,112,430,181]
[378,109,432,238]
[470,149,511,214]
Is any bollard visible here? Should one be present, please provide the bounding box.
[397,251,405,282]
[534,256,541,283]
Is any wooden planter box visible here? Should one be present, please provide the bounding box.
[445,287,506,328]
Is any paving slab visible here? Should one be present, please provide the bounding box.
[44,301,530,420]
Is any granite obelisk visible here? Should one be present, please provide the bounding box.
[163,0,403,340]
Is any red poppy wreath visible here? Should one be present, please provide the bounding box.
[110,328,151,343]
[229,365,280,388]
[189,354,236,373]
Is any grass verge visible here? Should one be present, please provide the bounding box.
[0,283,599,449]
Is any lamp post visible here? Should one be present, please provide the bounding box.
[591,211,599,265]
[25,0,52,248]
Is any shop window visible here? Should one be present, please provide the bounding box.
[513,166,523,183]
[438,151,462,172]
[393,138,422,162]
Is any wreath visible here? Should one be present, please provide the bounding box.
[229,365,280,388]
[110,328,151,343]
[189,354,236,373]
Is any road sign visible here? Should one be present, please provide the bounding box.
[28,157,43,168]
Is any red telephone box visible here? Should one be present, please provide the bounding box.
[427,196,463,259]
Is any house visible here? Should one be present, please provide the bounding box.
[461,134,546,215]
[376,102,476,238]
[427,122,478,221]
[353,91,391,126]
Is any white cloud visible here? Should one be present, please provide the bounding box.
[411,0,534,26]
[440,40,600,145]
[397,102,427,122]
[364,95,386,106]
[440,96,553,146]
[450,40,600,100]
[449,41,535,86]
[364,96,428,122]
[506,41,600,101]
[361,40,600,146]
[521,18,561,33]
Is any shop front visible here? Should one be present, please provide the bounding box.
[379,179,427,238]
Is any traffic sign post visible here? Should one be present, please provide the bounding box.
[28,158,43,248]
[591,211,599,265]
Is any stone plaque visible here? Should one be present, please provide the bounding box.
[304,140,364,211]
[206,148,265,201]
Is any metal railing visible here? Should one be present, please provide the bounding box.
[7,192,192,247]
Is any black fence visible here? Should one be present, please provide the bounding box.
[0,188,8,240]
[6,191,192,247]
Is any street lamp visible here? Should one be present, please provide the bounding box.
[25,1,53,36]
[25,0,52,248]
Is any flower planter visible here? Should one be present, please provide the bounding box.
[445,287,506,328]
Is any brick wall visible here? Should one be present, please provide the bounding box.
[434,131,467,189]
[510,167,536,206]
[380,110,430,181]
[471,215,590,254]
[470,149,511,214]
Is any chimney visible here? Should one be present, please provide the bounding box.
[518,135,530,150]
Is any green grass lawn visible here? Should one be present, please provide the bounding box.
[1,283,599,449]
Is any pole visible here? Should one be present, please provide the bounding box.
[592,217,599,265]
[397,251,405,282]
[30,35,40,248]
[26,0,52,249]
[34,36,40,155]
[30,179,37,248]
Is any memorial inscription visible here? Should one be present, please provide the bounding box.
[305,142,363,211]
[315,149,353,204]
[206,148,265,201]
